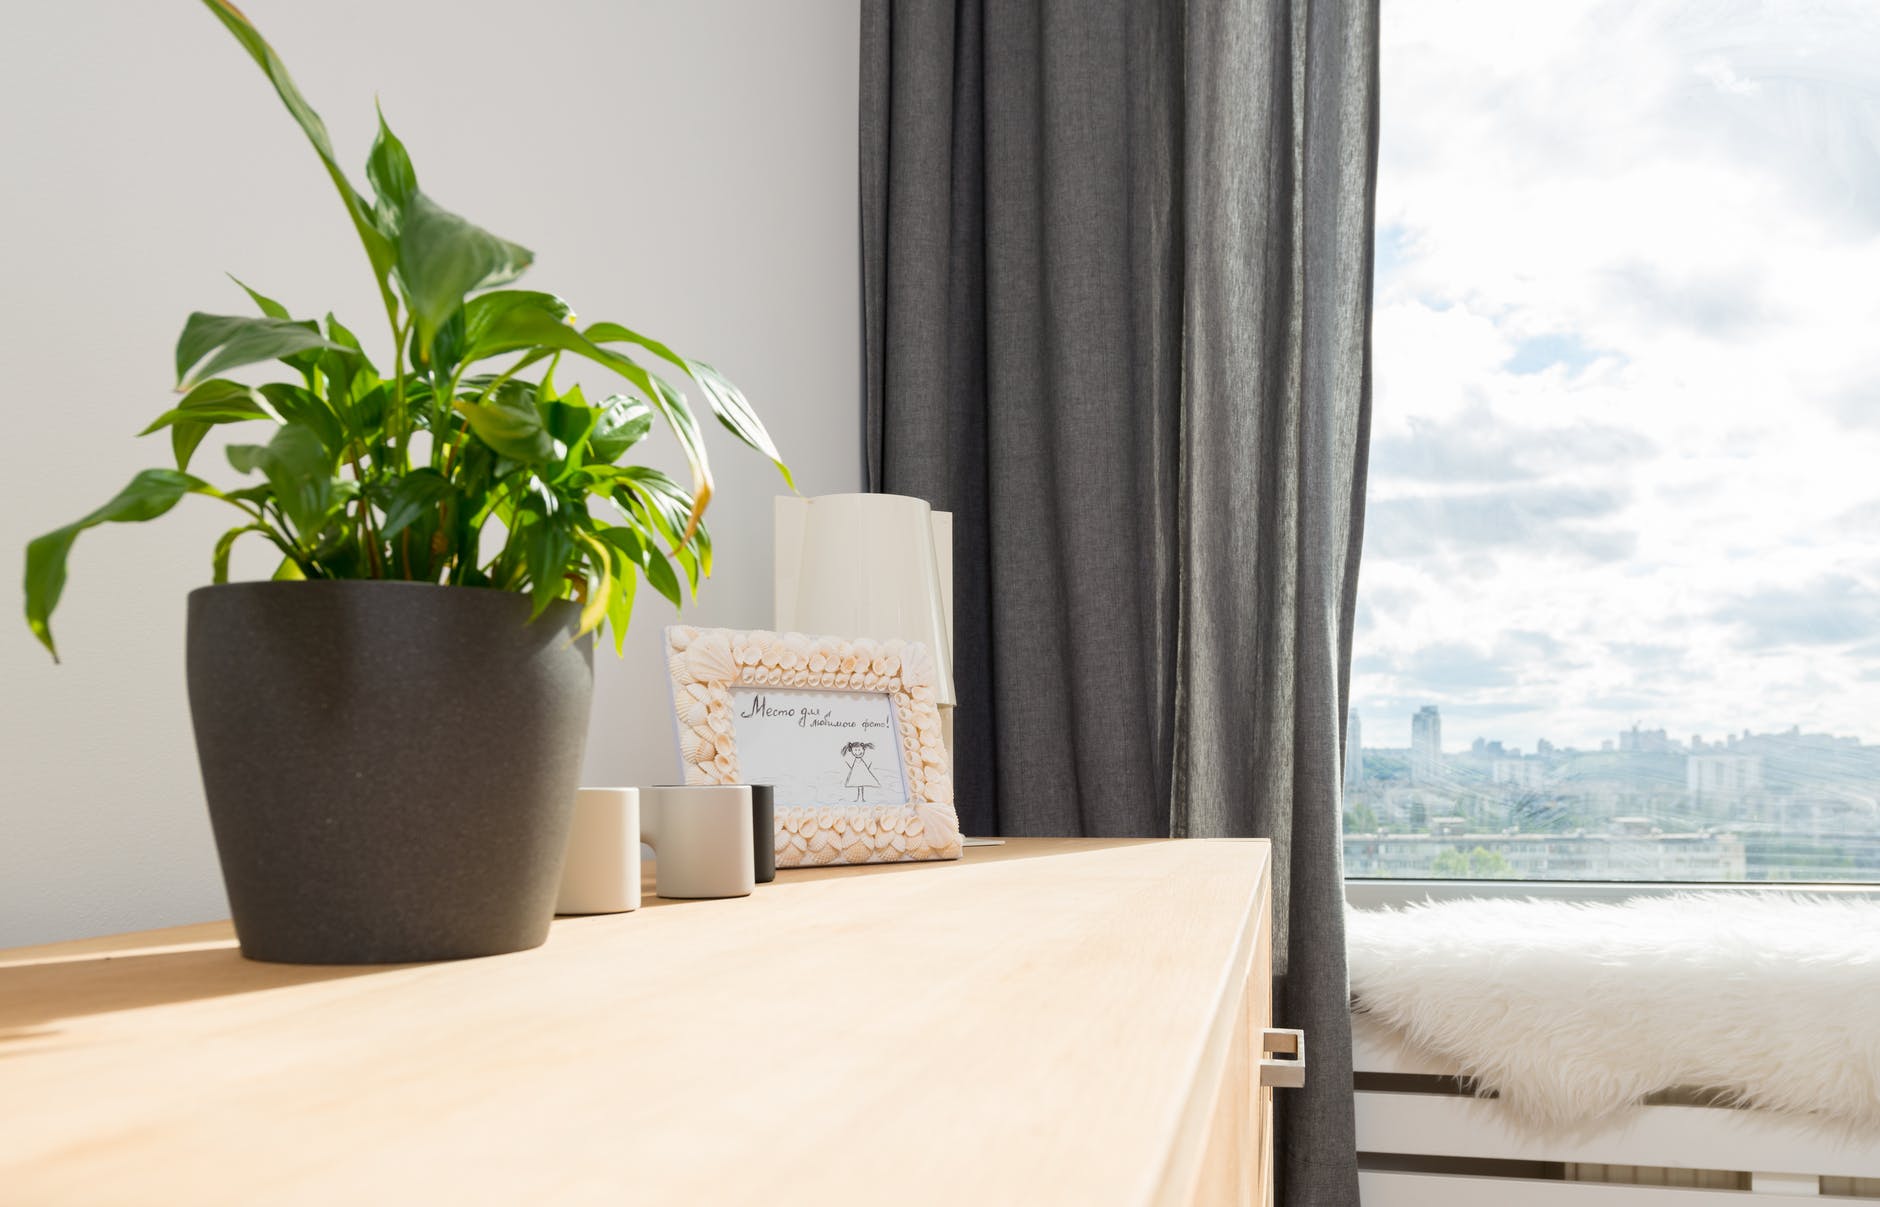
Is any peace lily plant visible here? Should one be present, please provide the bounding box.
[17,2,793,965]
[23,0,789,662]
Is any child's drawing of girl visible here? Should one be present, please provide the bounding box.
[842,740,880,802]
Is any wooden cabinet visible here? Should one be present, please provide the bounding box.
[0,838,1281,1205]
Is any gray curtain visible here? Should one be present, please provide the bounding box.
[860,1,1375,1203]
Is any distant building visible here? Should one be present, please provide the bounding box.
[1343,830,1748,880]
[1493,759,1546,789]
[1688,754,1763,799]
[1412,706,1442,783]
[1344,711,1365,794]
[1619,725,1671,754]
[1536,739,1555,757]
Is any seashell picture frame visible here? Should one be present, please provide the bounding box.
[662,626,962,867]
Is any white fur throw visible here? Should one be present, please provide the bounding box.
[1347,895,1880,1131]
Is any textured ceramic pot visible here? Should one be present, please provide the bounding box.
[186,581,594,964]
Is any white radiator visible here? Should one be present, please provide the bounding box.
[1353,1019,1880,1203]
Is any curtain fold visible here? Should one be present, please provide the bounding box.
[862,1,1376,1201]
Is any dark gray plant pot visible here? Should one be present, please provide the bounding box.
[186,581,594,964]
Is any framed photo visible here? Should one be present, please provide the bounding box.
[662,626,962,867]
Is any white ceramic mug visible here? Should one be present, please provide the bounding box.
[556,787,642,915]
[643,785,755,900]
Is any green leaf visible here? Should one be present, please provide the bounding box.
[366,102,417,219]
[256,382,347,460]
[227,275,290,320]
[458,294,714,535]
[394,191,533,357]
[574,532,613,639]
[455,380,555,465]
[139,379,273,471]
[588,394,653,463]
[323,313,377,375]
[543,385,599,453]
[380,468,453,540]
[595,523,682,610]
[460,290,573,357]
[588,322,793,489]
[225,423,339,545]
[174,313,351,390]
[199,0,398,315]
[211,523,274,583]
[23,468,221,659]
[520,513,574,617]
[602,541,637,655]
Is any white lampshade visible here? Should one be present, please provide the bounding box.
[775,493,955,708]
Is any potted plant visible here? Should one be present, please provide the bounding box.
[20,1,790,964]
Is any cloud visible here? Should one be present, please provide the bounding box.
[1370,408,1655,486]
[1350,0,1880,751]
[1365,485,1633,562]
[1597,261,1775,340]
[1712,576,1880,648]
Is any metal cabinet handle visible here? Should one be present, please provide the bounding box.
[1259,1028,1306,1089]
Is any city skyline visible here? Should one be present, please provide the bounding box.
[1349,705,1871,756]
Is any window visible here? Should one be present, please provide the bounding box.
[1346,0,1880,882]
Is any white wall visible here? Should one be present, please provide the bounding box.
[0,0,862,947]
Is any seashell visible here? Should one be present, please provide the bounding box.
[818,810,836,830]
[900,647,934,690]
[838,654,861,674]
[843,839,873,863]
[921,740,946,765]
[917,805,956,840]
[668,626,697,652]
[789,831,807,852]
[733,639,763,667]
[754,636,781,668]
[891,834,907,853]
[693,760,719,784]
[686,635,738,684]
[807,651,828,674]
[713,750,737,777]
[668,652,695,686]
[819,671,836,687]
[808,831,830,852]
[862,673,880,690]
[810,844,840,865]
[871,654,900,678]
[676,684,711,725]
[707,709,735,738]
[911,685,937,704]
[680,728,717,764]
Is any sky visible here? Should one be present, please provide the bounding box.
[1352,0,1880,753]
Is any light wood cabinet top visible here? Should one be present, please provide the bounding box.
[0,837,1271,1205]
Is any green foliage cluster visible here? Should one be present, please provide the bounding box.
[1428,846,1516,878]
[24,0,788,660]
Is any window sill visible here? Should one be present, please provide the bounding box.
[1344,877,1880,909]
